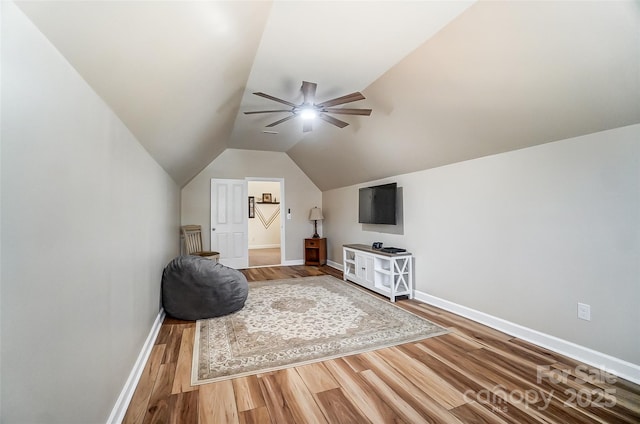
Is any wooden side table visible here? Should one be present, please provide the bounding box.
[304,238,327,266]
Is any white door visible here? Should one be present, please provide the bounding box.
[211,179,248,269]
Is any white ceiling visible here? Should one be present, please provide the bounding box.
[229,0,475,152]
[15,1,640,190]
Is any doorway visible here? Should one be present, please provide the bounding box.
[247,179,284,267]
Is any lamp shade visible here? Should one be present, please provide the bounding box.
[309,207,324,221]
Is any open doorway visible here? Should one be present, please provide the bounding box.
[247,179,284,267]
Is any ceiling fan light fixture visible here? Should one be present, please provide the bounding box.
[244,81,370,132]
[299,108,318,120]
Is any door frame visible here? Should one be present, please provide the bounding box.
[246,177,285,266]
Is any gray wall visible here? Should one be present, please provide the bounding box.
[1,4,180,423]
[323,125,639,364]
[182,149,322,263]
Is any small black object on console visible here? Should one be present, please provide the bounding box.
[380,247,407,254]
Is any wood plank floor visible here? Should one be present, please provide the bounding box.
[123,265,640,423]
[248,248,281,267]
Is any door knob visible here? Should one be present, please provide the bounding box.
[212,228,216,231]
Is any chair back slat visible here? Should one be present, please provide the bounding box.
[181,225,205,255]
[179,225,219,261]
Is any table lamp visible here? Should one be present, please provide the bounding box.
[309,207,324,238]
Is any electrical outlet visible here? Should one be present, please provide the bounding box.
[577,303,591,321]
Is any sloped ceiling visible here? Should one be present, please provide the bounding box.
[15,1,640,190]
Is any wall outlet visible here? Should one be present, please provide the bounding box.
[577,303,591,321]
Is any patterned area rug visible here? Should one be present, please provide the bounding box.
[191,275,448,385]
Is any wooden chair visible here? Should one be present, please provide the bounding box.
[180,225,220,260]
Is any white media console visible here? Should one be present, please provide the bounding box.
[342,244,413,302]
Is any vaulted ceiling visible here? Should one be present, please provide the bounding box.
[16,1,640,191]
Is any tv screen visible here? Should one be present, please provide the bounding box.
[358,183,397,225]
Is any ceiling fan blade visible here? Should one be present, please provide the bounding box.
[317,92,365,108]
[265,114,297,127]
[318,114,349,128]
[324,108,372,116]
[244,109,292,115]
[253,92,297,108]
[301,81,317,105]
[303,120,313,133]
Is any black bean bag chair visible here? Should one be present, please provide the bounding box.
[161,255,248,320]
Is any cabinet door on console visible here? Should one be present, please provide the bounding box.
[355,254,374,287]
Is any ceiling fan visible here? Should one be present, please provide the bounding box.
[244,81,372,133]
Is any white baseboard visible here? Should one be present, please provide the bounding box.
[282,259,304,266]
[107,308,166,424]
[249,244,280,249]
[327,260,342,271]
[413,290,640,385]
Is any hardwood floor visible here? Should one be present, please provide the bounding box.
[123,265,640,423]
[248,248,281,267]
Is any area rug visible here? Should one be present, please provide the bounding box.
[191,275,448,385]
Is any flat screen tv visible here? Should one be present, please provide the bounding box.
[358,183,397,225]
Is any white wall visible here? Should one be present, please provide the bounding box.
[324,125,639,365]
[248,181,281,249]
[1,4,180,423]
[182,149,322,263]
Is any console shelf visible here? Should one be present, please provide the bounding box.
[342,244,413,302]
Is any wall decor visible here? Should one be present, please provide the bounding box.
[248,196,255,218]
[256,205,280,229]
[262,193,272,203]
